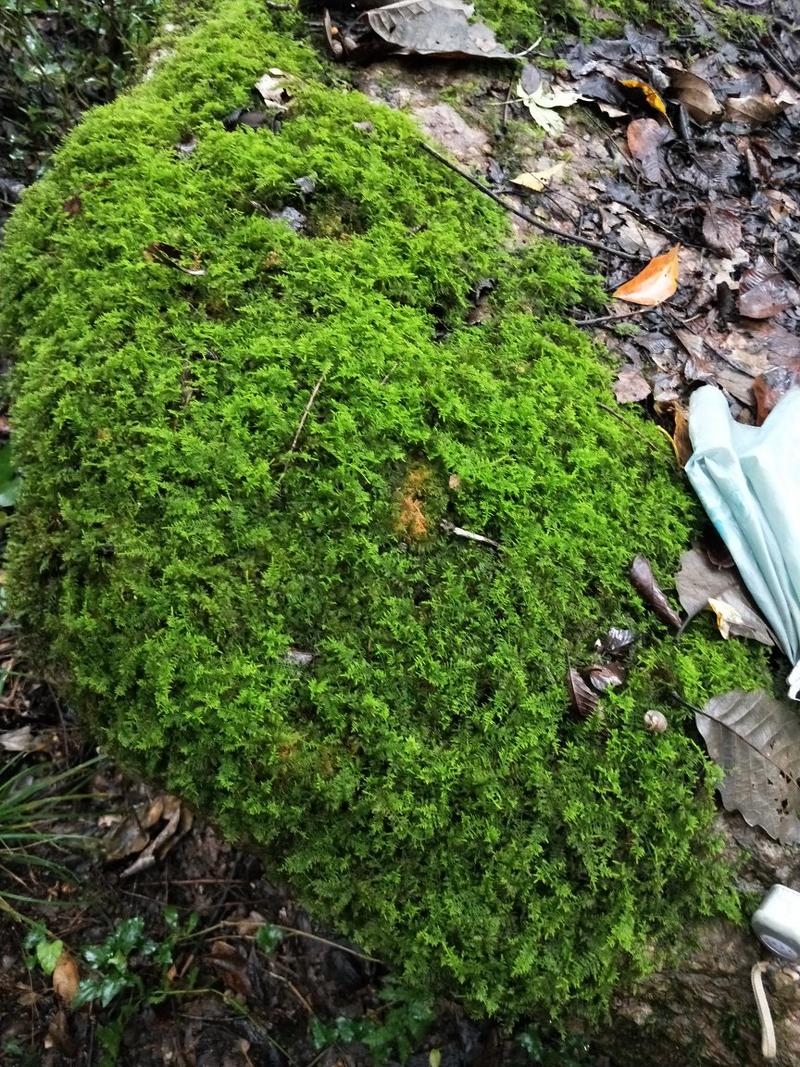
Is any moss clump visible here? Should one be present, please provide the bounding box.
[0,0,770,1024]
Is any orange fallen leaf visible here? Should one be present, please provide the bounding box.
[620,77,670,120]
[613,245,680,307]
[52,952,80,1003]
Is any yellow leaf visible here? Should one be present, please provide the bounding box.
[429,1052,442,1067]
[52,951,80,1003]
[613,245,680,307]
[620,77,669,119]
[510,163,565,192]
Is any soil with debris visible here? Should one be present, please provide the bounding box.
[3,1,800,1064]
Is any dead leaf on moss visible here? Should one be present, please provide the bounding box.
[587,663,626,692]
[675,546,773,646]
[254,69,290,110]
[696,689,800,843]
[567,668,599,718]
[629,554,682,630]
[62,196,82,216]
[613,245,680,307]
[365,0,513,59]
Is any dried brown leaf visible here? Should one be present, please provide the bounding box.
[696,689,800,843]
[613,367,651,403]
[753,361,800,425]
[629,554,682,630]
[739,257,796,319]
[626,118,671,184]
[209,940,252,997]
[725,94,783,126]
[566,668,599,718]
[666,67,723,124]
[701,204,742,256]
[52,953,80,1004]
[365,0,512,59]
[144,242,206,277]
[675,547,773,646]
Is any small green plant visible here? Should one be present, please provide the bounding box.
[72,907,198,1007]
[0,756,94,921]
[310,982,435,1065]
[517,1027,592,1065]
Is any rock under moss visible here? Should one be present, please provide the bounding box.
[0,0,772,1025]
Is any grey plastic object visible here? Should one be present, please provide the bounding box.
[752,884,800,961]
[686,386,800,697]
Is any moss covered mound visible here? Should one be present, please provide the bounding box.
[0,0,769,1022]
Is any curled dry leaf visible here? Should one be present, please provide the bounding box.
[52,952,80,1004]
[708,596,774,646]
[567,668,599,718]
[254,70,290,110]
[666,67,722,124]
[626,117,671,185]
[696,689,800,844]
[629,554,682,630]
[725,94,783,126]
[701,204,742,256]
[365,0,513,59]
[619,77,669,119]
[587,663,626,692]
[602,627,635,655]
[670,401,692,467]
[739,257,796,319]
[613,245,680,307]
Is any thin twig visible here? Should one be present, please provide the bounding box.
[752,32,800,93]
[597,402,663,456]
[574,307,655,327]
[420,142,640,261]
[277,924,382,963]
[440,520,500,550]
[288,373,326,455]
[277,372,327,483]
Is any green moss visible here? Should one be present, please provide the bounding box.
[0,0,771,1025]
[474,0,680,50]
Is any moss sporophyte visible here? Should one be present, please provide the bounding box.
[0,0,771,1024]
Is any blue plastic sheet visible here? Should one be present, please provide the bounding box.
[686,386,800,698]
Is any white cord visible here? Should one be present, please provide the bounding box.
[752,961,778,1060]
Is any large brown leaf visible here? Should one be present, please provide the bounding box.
[365,0,513,59]
[696,689,800,844]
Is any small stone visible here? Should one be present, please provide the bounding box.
[644,710,668,733]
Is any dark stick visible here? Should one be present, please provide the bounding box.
[574,307,656,327]
[420,142,640,261]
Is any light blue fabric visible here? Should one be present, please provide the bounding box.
[686,386,800,694]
